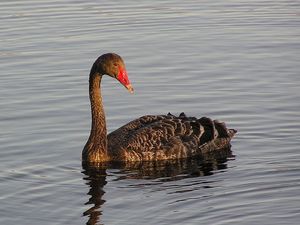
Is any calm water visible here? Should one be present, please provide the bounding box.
[1,0,300,224]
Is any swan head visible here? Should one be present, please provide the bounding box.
[93,53,134,93]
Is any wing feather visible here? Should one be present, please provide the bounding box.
[108,113,235,161]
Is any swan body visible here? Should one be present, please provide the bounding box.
[83,53,236,163]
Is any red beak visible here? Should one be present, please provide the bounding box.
[117,67,134,93]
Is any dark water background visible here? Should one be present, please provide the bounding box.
[1,1,300,224]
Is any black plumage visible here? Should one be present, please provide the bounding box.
[108,113,236,161]
[83,53,236,163]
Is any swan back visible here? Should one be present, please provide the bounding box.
[108,113,236,161]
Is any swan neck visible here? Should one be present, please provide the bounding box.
[83,73,109,162]
[90,74,106,134]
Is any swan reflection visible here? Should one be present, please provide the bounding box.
[82,148,234,225]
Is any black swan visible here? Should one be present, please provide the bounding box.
[82,53,236,162]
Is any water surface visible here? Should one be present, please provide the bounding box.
[1,0,300,224]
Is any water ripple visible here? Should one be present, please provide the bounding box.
[1,0,300,224]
